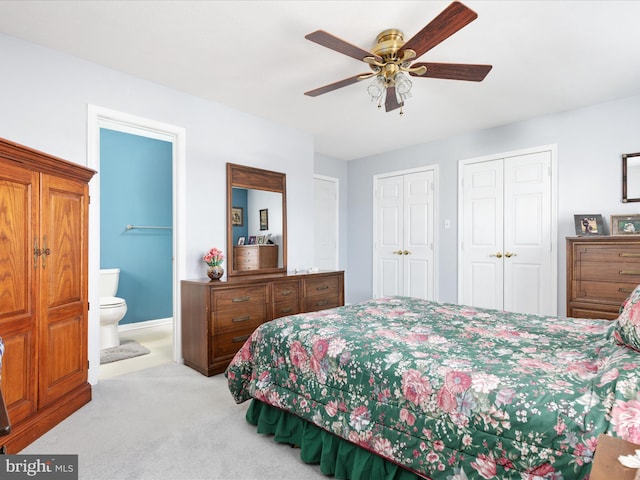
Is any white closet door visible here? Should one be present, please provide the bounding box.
[376,175,404,297]
[404,171,435,300]
[503,151,552,315]
[460,148,555,315]
[461,159,504,309]
[375,169,435,300]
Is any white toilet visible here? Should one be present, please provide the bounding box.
[100,268,127,350]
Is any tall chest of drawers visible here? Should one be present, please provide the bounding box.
[566,236,640,320]
[181,271,344,375]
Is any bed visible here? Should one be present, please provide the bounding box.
[226,294,640,479]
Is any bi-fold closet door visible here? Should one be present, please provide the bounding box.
[374,168,436,300]
[459,147,557,315]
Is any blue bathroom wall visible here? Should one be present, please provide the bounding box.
[100,129,173,325]
[232,188,248,245]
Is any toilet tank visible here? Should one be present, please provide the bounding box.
[100,268,120,297]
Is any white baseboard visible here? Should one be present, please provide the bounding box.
[118,317,173,332]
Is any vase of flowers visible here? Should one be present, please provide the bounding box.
[203,247,224,281]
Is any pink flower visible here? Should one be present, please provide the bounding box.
[399,408,415,426]
[349,405,371,432]
[289,341,309,370]
[203,247,224,266]
[401,369,433,406]
[611,399,640,443]
[445,371,472,394]
[436,387,457,413]
[312,338,329,359]
[471,453,497,479]
[325,400,338,417]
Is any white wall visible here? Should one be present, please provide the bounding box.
[346,93,640,311]
[0,33,315,382]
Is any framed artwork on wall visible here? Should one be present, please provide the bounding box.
[574,214,605,236]
[260,209,268,230]
[611,214,640,235]
[231,206,244,227]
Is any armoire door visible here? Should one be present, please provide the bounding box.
[38,173,89,407]
[375,169,435,300]
[459,148,555,315]
[0,162,38,424]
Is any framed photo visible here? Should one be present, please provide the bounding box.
[231,206,244,227]
[259,209,268,231]
[611,214,640,235]
[237,236,246,245]
[257,235,266,245]
[574,214,604,236]
[248,235,256,245]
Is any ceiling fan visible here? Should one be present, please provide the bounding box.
[304,1,492,114]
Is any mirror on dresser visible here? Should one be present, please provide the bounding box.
[226,163,287,276]
[623,152,640,202]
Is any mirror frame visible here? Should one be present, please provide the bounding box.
[623,152,640,203]
[226,163,287,276]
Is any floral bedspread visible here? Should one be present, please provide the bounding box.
[226,297,640,479]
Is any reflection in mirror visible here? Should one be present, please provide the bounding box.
[623,152,640,203]
[227,163,287,276]
[231,187,283,268]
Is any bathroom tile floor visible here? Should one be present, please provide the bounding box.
[98,323,174,380]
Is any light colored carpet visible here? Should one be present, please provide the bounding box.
[21,363,327,480]
[100,340,150,365]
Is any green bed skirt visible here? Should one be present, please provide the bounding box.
[246,399,422,480]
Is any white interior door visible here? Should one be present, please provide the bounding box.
[460,159,504,310]
[459,146,556,315]
[375,168,436,300]
[313,176,338,270]
[503,151,552,314]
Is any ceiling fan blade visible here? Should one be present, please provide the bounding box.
[399,1,478,59]
[410,62,492,81]
[385,87,404,112]
[304,73,371,97]
[305,30,382,63]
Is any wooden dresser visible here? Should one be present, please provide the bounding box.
[567,236,640,319]
[0,137,94,452]
[181,270,344,375]
[233,245,278,271]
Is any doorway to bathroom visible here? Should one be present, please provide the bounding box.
[88,106,186,384]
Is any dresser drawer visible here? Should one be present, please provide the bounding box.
[213,305,266,333]
[273,280,299,301]
[575,245,640,263]
[303,275,340,298]
[304,296,341,312]
[575,261,640,283]
[212,285,267,310]
[570,279,636,304]
[213,330,253,358]
[273,299,300,319]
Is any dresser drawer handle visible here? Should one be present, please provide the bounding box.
[232,334,250,343]
[619,271,640,275]
[620,253,640,258]
[316,300,329,307]
[316,285,330,291]
[232,296,251,303]
[280,307,293,314]
[619,287,634,294]
[280,290,292,296]
[232,315,251,323]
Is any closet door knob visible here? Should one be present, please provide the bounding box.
[490,252,503,258]
[504,252,517,258]
[393,250,403,255]
[403,250,411,255]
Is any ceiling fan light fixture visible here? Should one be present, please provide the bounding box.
[367,76,385,101]
[395,72,413,100]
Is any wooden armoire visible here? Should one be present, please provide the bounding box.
[0,137,95,452]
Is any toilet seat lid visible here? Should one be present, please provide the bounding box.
[100,296,125,307]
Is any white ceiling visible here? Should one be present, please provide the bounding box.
[1,1,640,160]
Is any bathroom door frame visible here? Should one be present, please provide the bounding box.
[87,105,186,385]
